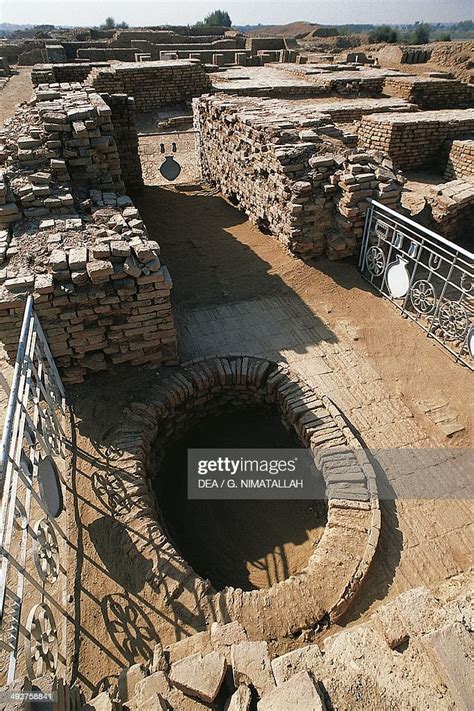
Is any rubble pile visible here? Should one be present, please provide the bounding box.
[0,85,176,382]
[80,578,472,711]
[193,95,404,259]
[383,76,474,110]
[87,60,212,110]
[444,139,474,180]
[358,109,474,170]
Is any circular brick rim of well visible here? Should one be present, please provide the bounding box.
[105,356,380,640]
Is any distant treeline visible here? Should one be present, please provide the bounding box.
[235,20,474,42]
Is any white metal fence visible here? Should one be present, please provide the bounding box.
[360,200,473,368]
[0,295,69,684]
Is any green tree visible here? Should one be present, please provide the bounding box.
[200,9,232,28]
[413,22,430,44]
[103,17,116,29]
[368,25,398,43]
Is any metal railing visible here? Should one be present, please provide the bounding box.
[0,296,69,684]
[360,200,473,368]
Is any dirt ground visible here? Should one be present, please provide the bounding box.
[135,184,473,445]
[0,67,33,127]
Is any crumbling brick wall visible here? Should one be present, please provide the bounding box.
[87,60,212,110]
[358,109,474,170]
[426,178,474,241]
[193,95,404,260]
[0,85,176,383]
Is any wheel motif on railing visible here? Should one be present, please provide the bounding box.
[33,519,59,583]
[24,603,58,679]
[366,246,386,277]
[410,280,436,315]
[438,300,469,339]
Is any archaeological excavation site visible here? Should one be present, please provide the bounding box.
[0,11,472,711]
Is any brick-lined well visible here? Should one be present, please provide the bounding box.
[106,356,379,640]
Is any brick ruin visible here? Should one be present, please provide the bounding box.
[358,109,474,170]
[0,27,473,711]
[2,27,302,68]
[86,60,212,110]
[426,179,474,240]
[0,84,177,383]
[194,95,404,259]
[444,139,474,180]
[0,51,472,383]
[383,75,474,110]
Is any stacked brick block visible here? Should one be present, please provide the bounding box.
[358,109,474,170]
[444,139,474,180]
[193,95,404,259]
[0,85,176,383]
[383,76,474,109]
[87,60,212,110]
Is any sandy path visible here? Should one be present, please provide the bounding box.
[0,67,34,127]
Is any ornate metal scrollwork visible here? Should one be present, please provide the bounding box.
[374,220,390,240]
[24,603,58,679]
[438,300,469,339]
[410,280,436,315]
[460,273,473,294]
[33,519,59,583]
[366,246,386,277]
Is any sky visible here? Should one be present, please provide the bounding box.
[1,0,472,27]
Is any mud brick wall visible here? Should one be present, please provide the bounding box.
[358,109,474,170]
[311,97,415,122]
[31,62,110,86]
[0,85,126,234]
[0,205,177,384]
[193,95,403,260]
[111,29,231,46]
[383,77,474,109]
[77,48,137,62]
[444,139,474,180]
[87,60,212,110]
[102,94,144,192]
[61,40,110,61]
[0,85,176,382]
[0,193,177,383]
[427,178,474,241]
